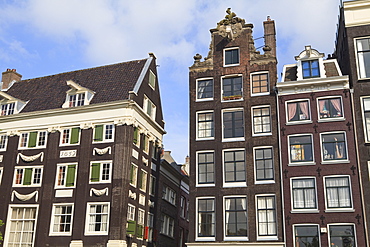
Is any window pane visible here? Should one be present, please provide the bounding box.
[198,198,215,237]
[198,152,214,184]
[318,98,343,119]
[325,177,351,208]
[357,38,370,78]
[224,150,245,183]
[329,225,356,247]
[225,49,239,65]
[295,226,319,247]
[252,73,269,94]
[223,110,244,139]
[197,112,214,138]
[289,135,313,162]
[292,178,316,209]
[287,101,310,122]
[257,196,276,236]
[225,197,247,237]
[222,77,242,100]
[321,133,347,161]
[253,107,271,134]
[197,79,213,99]
[255,148,274,181]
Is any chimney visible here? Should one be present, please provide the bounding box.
[2,69,22,90]
[263,16,276,57]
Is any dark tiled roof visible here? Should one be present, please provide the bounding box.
[6,59,148,113]
[284,65,298,81]
[324,61,340,77]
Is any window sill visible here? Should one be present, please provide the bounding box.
[251,92,270,97]
[196,98,214,102]
[325,208,354,213]
[196,184,216,187]
[195,237,215,242]
[196,137,215,141]
[221,98,243,102]
[18,146,46,150]
[257,236,278,241]
[321,160,350,165]
[13,185,41,188]
[223,63,240,67]
[222,137,245,142]
[224,237,248,241]
[84,232,109,236]
[286,120,312,125]
[255,180,275,185]
[223,182,247,188]
[49,232,72,236]
[317,118,345,123]
[89,181,111,184]
[288,162,316,166]
[290,209,319,214]
[253,133,272,137]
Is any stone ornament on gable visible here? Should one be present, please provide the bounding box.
[17,152,44,163]
[218,8,246,26]
[12,190,38,202]
[90,187,109,197]
[93,146,112,155]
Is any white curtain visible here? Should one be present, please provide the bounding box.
[326,177,350,207]
[293,179,315,208]
[357,40,367,78]
[225,199,231,231]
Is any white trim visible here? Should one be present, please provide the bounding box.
[143,95,156,120]
[0,133,8,151]
[221,74,243,102]
[49,203,74,236]
[354,36,370,80]
[196,77,214,102]
[253,146,274,184]
[316,95,345,122]
[148,69,156,90]
[127,203,136,221]
[18,130,48,150]
[251,105,272,136]
[290,176,318,212]
[89,160,112,184]
[196,110,214,141]
[323,175,353,212]
[250,71,270,97]
[223,195,248,241]
[222,148,246,187]
[319,131,349,164]
[130,163,138,188]
[222,108,245,142]
[133,57,153,94]
[196,150,215,187]
[0,166,3,185]
[195,197,215,242]
[292,224,320,247]
[287,133,315,166]
[223,47,240,67]
[255,194,278,241]
[139,169,148,192]
[84,202,110,235]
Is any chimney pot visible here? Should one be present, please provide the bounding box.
[2,68,22,90]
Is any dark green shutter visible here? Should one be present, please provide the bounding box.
[133,128,138,144]
[23,168,33,185]
[127,220,136,235]
[94,125,103,142]
[90,163,100,182]
[28,132,37,147]
[137,224,144,238]
[66,165,76,187]
[70,128,80,144]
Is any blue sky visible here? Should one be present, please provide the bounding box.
[0,0,341,163]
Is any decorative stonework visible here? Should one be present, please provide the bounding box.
[17,152,44,163]
[90,187,109,197]
[93,147,111,155]
[12,190,38,202]
[60,150,77,158]
[129,190,136,200]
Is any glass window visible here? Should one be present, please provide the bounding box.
[19,131,48,149]
[93,124,114,142]
[55,164,77,188]
[144,96,156,119]
[0,134,8,151]
[291,178,317,210]
[127,204,135,221]
[251,73,269,95]
[223,110,244,139]
[60,127,80,145]
[197,198,215,238]
[362,97,370,142]
[257,196,277,237]
[289,135,313,163]
[294,225,319,247]
[149,175,156,196]
[1,102,15,115]
[130,163,138,187]
[321,132,347,161]
[197,79,213,100]
[356,38,370,79]
[50,204,74,235]
[255,147,274,181]
[139,169,147,191]
[69,93,85,107]
[325,176,352,209]
[197,112,214,139]
[197,152,214,185]
[287,100,310,122]
[141,134,149,153]
[149,70,156,89]
[302,60,320,78]
[318,97,343,120]
[147,213,154,242]
[329,225,356,247]
[252,106,271,135]
[225,197,247,237]
[133,127,140,146]
[162,186,176,205]
[224,48,239,66]
[222,77,242,101]
[90,161,112,183]
[160,214,174,237]
[13,167,43,187]
[224,150,246,184]
[85,203,110,235]
[137,209,145,239]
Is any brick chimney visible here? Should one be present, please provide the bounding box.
[263,16,276,57]
[2,69,22,90]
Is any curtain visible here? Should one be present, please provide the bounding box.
[288,103,297,121]
[331,99,342,113]
[318,100,326,114]
[225,199,231,230]
[299,102,309,120]
[326,177,350,207]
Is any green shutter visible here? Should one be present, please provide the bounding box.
[127,220,136,235]
[137,224,144,238]
[90,163,100,182]
[70,128,80,144]
[133,128,138,144]
[28,132,37,147]
[23,168,33,185]
[66,165,76,187]
[94,125,103,142]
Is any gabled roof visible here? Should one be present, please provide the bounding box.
[6,58,149,113]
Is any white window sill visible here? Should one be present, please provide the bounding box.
[291,209,319,213]
[92,140,114,144]
[223,63,240,67]
[195,237,215,242]
[223,182,247,188]
[196,137,215,141]
[89,181,111,184]
[84,232,109,236]
[13,185,41,188]
[196,184,215,187]
[286,120,312,125]
[60,143,80,147]
[257,236,278,241]
[221,98,243,103]
[317,118,345,123]
[255,180,275,185]
[222,137,245,142]
[321,160,350,165]
[325,208,355,213]
[18,146,46,150]
[49,232,72,236]
[253,132,272,137]
[196,98,214,102]
[288,162,316,166]
[224,237,248,241]
[251,92,270,97]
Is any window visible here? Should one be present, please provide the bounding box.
[151,143,158,159]
[223,109,244,140]
[252,106,271,135]
[254,147,274,182]
[139,169,147,191]
[141,134,149,153]
[321,132,347,161]
[147,213,154,242]
[224,197,247,238]
[85,202,110,235]
[127,204,135,221]
[90,161,112,183]
[197,198,215,238]
[0,134,8,151]
[180,196,186,219]
[291,178,317,210]
[0,167,3,185]
[19,131,47,149]
[329,224,356,247]
[362,97,370,142]
[197,111,214,139]
[4,206,38,247]
[144,96,156,119]
[62,80,94,108]
[223,149,246,185]
[1,102,15,115]
[68,93,85,107]
[55,163,77,188]
[356,37,370,79]
[160,214,174,237]
[318,97,343,120]
[149,70,156,89]
[60,127,80,145]
[294,225,319,247]
[149,175,156,196]
[197,151,214,185]
[50,204,74,235]
[130,163,138,187]
[13,166,43,187]
[302,60,320,78]
[133,127,140,146]
[137,209,145,239]
[196,78,213,100]
[162,185,176,205]
[289,135,314,164]
[256,195,277,238]
[251,72,269,95]
[224,48,239,66]
[286,100,310,123]
[93,124,114,142]
[222,76,242,101]
[324,176,352,209]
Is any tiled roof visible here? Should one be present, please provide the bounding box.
[6,59,148,113]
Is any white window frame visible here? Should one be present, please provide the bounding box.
[162,185,176,205]
[327,223,357,247]
[127,204,135,221]
[255,194,278,241]
[84,202,110,235]
[316,96,345,122]
[148,70,156,89]
[290,177,318,213]
[0,134,8,151]
[196,197,215,241]
[221,74,243,102]
[223,47,240,67]
[55,163,77,189]
[254,146,274,184]
[49,203,74,236]
[222,108,245,142]
[196,150,215,187]
[251,105,272,136]
[285,99,312,125]
[355,36,370,79]
[288,134,315,166]
[13,166,43,187]
[130,163,138,187]
[89,160,112,184]
[0,167,3,185]
[143,95,156,119]
[92,123,114,143]
[223,148,246,188]
[223,195,248,241]
[196,77,214,101]
[18,131,48,149]
[320,131,349,164]
[149,175,156,196]
[147,212,154,242]
[323,175,353,212]
[60,127,81,146]
[196,110,215,141]
[360,96,370,143]
[139,169,148,192]
[160,214,174,237]
[1,102,15,115]
[250,71,270,96]
[292,224,320,247]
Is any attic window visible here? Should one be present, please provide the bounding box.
[149,70,156,89]
[62,80,94,108]
[1,102,15,116]
[0,92,26,116]
[69,93,85,107]
[302,60,320,78]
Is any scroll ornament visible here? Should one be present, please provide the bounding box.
[93,147,111,155]
[90,187,109,197]
[129,190,136,200]
[17,152,44,164]
[12,190,38,202]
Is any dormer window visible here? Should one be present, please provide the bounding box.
[1,102,15,115]
[0,92,26,116]
[62,80,94,108]
[295,46,325,80]
[302,60,320,78]
[69,93,85,107]
[144,95,156,119]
